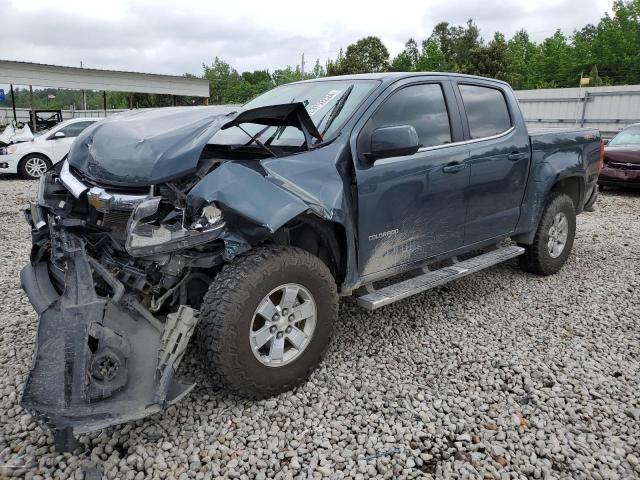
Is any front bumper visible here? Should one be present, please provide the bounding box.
[20,221,199,447]
[0,153,20,174]
[599,165,640,185]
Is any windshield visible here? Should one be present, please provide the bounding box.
[609,127,640,146]
[35,126,54,137]
[210,79,379,148]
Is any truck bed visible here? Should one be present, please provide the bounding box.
[528,127,600,151]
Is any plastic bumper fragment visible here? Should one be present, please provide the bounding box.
[20,231,198,449]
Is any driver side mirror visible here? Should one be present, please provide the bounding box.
[49,131,66,140]
[368,125,419,161]
[602,139,609,145]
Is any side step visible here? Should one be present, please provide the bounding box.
[356,245,525,310]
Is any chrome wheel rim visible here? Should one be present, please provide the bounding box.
[24,157,48,178]
[249,283,317,367]
[547,212,568,258]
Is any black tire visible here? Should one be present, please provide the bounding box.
[583,185,598,212]
[197,246,337,398]
[518,193,576,276]
[18,154,51,180]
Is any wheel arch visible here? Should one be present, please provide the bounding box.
[19,151,52,164]
[549,175,585,214]
[513,174,583,245]
[267,213,348,285]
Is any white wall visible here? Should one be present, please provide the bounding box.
[515,85,640,138]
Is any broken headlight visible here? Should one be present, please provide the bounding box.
[125,198,225,257]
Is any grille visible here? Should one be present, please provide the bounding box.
[609,161,640,171]
[100,211,132,240]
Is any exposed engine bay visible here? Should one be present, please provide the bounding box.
[19,102,336,449]
[22,156,234,450]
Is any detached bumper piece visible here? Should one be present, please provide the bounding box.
[20,229,198,451]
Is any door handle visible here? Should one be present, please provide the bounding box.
[508,151,528,161]
[442,162,467,173]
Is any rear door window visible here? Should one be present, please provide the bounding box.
[459,85,511,139]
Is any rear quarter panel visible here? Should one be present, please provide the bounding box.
[514,128,600,237]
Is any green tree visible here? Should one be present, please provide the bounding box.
[503,30,539,89]
[416,38,446,71]
[470,32,509,80]
[203,57,241,104]
[589,0,640,84]
[531,30,577,87]
[340,36,390,74]
[389,38,419,71]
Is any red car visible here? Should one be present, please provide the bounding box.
[599,123,640,188]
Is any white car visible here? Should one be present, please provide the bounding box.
[0,118,97,179]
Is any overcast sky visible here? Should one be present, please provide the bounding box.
[1,0,613,77]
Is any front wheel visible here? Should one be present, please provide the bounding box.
[519,193,576,275]
[197,246,337,398]
[19,154,51,179]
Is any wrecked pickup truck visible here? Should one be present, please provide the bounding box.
[20,73,603,448]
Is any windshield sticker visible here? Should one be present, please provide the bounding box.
[306,90,343,117]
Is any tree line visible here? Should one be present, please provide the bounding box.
[2,0,638,111]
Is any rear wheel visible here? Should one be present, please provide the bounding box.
[19,154,51,180]
[197,246,337,398]
[583,185,598,211]
[519,193,576,275]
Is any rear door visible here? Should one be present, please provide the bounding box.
[352,78,470,278]
[453,81,530,245]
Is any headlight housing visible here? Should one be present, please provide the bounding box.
[125,198,225,257]
[0,145,17,155]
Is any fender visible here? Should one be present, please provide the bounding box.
[513,141,587,244]
[186,140,361,289]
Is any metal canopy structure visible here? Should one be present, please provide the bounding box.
[0,60,209,97]
[0,60,210,129]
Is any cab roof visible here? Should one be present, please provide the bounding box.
[294,72,510,87]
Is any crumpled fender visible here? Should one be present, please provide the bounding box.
[187,141,361,288]
[187,162,312,243]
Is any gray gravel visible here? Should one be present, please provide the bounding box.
[0,178,638,479]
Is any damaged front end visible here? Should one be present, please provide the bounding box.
[20,165,226,450]
[18,99,358,449]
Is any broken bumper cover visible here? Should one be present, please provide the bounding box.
[20,228,198,438]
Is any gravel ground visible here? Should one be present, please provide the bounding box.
[0,178,638,480]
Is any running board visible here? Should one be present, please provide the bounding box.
[356,245,525,310]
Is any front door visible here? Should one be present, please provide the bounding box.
[50,121,95,162]
[353,80,470,278]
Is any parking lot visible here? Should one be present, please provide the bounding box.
[0,178,638,479]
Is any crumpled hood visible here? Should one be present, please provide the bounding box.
[67,106,237,187]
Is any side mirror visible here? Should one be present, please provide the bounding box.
[49,131,66,140]
[602,139,609,145]
[368,125,419,160]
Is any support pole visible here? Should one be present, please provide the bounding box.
[579,92,590,128]
[103,91,107,117]
[29,85,36,132]
[9,84,17,124]
[173,95,177,107]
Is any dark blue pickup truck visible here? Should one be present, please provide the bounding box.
[20,73,603,448]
